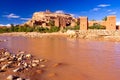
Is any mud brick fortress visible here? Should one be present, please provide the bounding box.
[26,10,118,30]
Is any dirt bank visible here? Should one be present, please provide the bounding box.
[1,30,120,42]
[66,30,120,42]
[0,32,67,38]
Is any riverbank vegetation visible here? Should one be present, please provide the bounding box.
[0,24,80,33]
[0,24,60,33]
[88,23,106,29]
[0,23,107,33]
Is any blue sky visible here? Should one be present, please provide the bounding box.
[0,0,120,26]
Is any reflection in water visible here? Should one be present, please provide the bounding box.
[0,36,120,80]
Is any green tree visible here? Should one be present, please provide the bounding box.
[49,26,60,32]
[88,23,106,29]
[10,24,15,32]
[102,16,107,21]
[91,19,96,21]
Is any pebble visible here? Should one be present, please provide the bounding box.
[13,67,23,72]
[40,64,46,68]
[32,63,37,67]
[7,75,14,80]
[23,62,28,68]
[48,73,56,77]
[40,59,47,62]
[17,57,23,61]
[16,78,23,80]
[0,57,8,62]
[8,61,13,64]
[4,51,11,56]
[19,51,25,54]
[36,69,43,74]
[0,39,7,42]
[7,75,30,80]
[52,63,62,67]
[32,59,40,63]
[26,54,32,58]
[1,64,9,70]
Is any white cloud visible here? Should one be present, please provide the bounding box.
[20,18,31,20]
[98,4,111,7]
[107,10,112,12]
[109,12,116,14]
[55,10,65,13]
[116,21,120,25]
[70,14,75,17]
[0,24,11,26]
[70,14,79,17]
[93,8,101,11]
[4,13,20,18]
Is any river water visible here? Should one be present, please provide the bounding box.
[0,36,120,80]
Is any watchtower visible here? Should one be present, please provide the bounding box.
[106,15,116,30]
[80,17,88,30]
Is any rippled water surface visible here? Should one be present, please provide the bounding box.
[0,36,120,80]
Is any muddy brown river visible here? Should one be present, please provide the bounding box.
[0,36,120,80]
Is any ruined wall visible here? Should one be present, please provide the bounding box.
[80,17,88,30]
[88,15,116,30]
[89,21,99,27]
[100,21,106,27]
[88,21,106,27]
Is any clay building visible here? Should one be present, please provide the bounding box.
[25,10,77,28]
[25,10,117,30]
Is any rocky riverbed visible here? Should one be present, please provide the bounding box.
[0,47,61,80]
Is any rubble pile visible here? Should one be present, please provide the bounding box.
[0,49,47,80]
